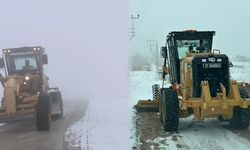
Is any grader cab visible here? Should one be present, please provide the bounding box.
[0,46,63,131]
[136,30,250,132]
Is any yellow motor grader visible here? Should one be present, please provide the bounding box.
[136,30,250,132]
[0,46,63,131]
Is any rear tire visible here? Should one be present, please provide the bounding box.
[161,88,179,132]
[36,93,51,131]
[152,84,160,100]
[50,91,64,118]
[58,92,64,117]
[229,88,250,129]
[218,115,227,121]
[159,90,163,123]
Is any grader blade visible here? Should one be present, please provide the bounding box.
[135,84,160,112]
[135,100,159,112]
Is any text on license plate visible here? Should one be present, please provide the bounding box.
[202,63,222,68]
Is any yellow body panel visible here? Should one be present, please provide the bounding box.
[0,75,49,117]
[177,52,250,120]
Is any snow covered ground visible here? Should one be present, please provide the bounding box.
[130,64,250,150]
[231,62,250,82]
[80,96,130,150]
[65,96,130,150]
[64,62,250,150]
[65,117,84,149]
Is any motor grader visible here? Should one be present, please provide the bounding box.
[0,46,63,131]
[136,30,250,132]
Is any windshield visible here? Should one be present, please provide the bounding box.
[13,55,38,71]
[177,39,212,59]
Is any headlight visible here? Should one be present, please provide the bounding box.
[25,76,30,80]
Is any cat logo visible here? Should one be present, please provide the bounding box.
[208,58,216,62]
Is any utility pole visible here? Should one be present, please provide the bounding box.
[146,39,159,73]
[129,14,139,40]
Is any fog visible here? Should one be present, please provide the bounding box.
[0,0,129,99]
[131,0,250,58]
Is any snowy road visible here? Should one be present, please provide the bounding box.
[130,69,250,150]
[0,98,88,150]
[135,111,250,150]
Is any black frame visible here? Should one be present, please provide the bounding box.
[2,46,46,76]
[192,54,230,97]
[165,31,215,84]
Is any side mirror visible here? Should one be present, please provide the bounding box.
[0,58,4,68]
[43,54,48,64]
[161,47,168,58]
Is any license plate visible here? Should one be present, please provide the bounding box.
[202,63,222,68]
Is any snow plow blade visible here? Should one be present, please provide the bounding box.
[135,100,159,112]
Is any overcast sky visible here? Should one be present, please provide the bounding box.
[0,0,129,99]
[131,0,250,58]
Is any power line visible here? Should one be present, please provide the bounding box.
[137,0,153,31]
[129,0,153,40]
[140,0,153,24]
[140,0,152,19]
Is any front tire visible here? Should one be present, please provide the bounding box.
[229,88,250,129]
[36,93,51,131]
[161,88,179,132]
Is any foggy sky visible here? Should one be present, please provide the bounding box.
[0,0,129,99]
[131,0,250,58]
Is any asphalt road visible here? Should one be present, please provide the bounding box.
[0,98,89,150]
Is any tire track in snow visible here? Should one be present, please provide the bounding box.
[81,103,99,150]
[145,133,189,150]
[134,111,189,150]
[179,118,250,150]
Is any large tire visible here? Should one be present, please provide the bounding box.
[161,88,179,132]
[36,93,51,131]
[50,91,63,118]
[152,84,160,100]
[159,89,164,124]
[57,91,64,117]
[218,115,227,121]
[229,88,250,129]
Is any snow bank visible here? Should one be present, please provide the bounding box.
[129,68,173,149]
[129,70,160,107]
[129,65,169,107]
[231,62,250,82]
[81,96,130,150]
[129,69,159,148]
[65,118,84,149]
